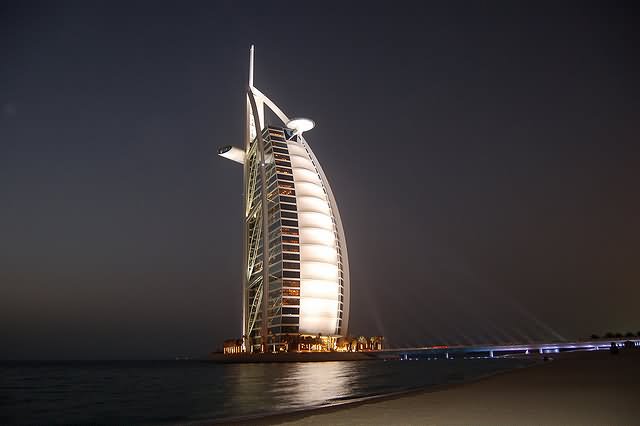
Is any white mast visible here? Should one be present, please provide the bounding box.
[249,44,254,87]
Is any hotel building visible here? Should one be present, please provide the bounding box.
[219,47,350,353]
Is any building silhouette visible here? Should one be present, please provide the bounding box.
[219,46,350,353]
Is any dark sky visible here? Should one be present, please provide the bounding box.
[1,1,638,359]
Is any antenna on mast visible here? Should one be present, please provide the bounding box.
[249,45,254,87]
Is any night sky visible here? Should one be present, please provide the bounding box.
[1,1,638,359]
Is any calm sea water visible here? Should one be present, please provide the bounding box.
[1,358,532,425]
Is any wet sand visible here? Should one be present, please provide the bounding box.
[260,349,639,425]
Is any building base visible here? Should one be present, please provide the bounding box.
[208,351,379,364]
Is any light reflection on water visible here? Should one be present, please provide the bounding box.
[271,361,356,409]
[226,361,357,413]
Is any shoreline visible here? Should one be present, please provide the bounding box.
[262,350,639,425]
[211,349,639,425]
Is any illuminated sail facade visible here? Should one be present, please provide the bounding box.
[218,47,350,352]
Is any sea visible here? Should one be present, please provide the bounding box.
[1,357,533,425]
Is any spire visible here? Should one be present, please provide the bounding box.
[249,44,254,87]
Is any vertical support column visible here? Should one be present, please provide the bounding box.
[241,100,250,351]
[242,46,255,352]
[248,90,269,353]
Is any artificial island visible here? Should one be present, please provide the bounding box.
[212,46,382,362]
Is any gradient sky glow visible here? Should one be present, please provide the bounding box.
[1,1,639,359]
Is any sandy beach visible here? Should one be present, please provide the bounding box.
[256,349,639,425]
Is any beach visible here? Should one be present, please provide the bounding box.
[262,349,639,425]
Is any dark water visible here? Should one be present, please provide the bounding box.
[0,358,532,425]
